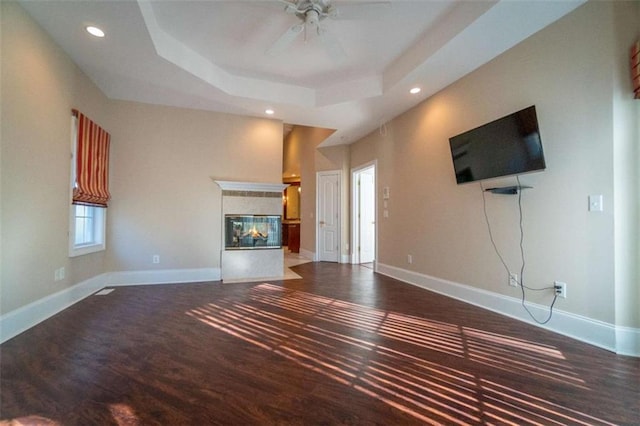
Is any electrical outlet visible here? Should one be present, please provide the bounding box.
[153,255,160,264]
[554,281,567,298]
[407,254,413,264]
[509,273,518,287]
[588,195,603,212]
[54,267,65,282]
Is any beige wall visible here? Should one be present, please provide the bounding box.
[0,1,283,315]
[612,1,640,329]
[106,101,283,272]
[350,1,638,326]
[1,2,111,314]
[282,133,301,179]
[284,125,335,256]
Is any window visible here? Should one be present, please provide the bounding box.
[69,110,110,257]
[74,204,94,246]
[69,204,106,257]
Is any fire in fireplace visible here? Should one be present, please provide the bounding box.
[225,215,282,250]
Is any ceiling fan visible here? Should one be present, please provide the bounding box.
[266,0,391,61]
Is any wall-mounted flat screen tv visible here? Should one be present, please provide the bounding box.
[448,105,546,184]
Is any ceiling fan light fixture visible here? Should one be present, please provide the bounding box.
[85,25,105,38]
[410,87,421,94]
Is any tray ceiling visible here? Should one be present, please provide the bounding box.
[18,0,585,146]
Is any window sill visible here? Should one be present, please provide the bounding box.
[69,242,105,258]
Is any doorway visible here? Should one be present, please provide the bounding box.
[352,163,376,267]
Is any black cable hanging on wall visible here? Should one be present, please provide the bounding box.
[480,176,558,325]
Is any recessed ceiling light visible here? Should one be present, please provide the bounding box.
[86,26,105,38]
[265,109,275,115]
[410,87,421,94]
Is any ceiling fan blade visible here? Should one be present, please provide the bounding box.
[275,0,300,14]
[318,27,347,63]
[329,1,392,20]
[266,23,304,56]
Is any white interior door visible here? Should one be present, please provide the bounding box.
[317,171,340,262]
[359,169,375,263]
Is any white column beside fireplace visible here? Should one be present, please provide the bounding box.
[215,180,288,282]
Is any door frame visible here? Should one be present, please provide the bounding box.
[316,170,341,263]
[351,161,377,267]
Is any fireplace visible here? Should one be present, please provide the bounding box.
[214,180,288,281]
[225,215,281,250]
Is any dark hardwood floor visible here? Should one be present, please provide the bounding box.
[1,262,639,425]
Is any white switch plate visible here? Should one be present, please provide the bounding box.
[588,194,603,212]
[54,267,65,281]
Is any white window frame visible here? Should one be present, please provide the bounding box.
[69,115,107,257]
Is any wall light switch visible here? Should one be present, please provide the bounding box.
[588,194,603,212]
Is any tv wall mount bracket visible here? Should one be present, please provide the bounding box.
[484,185,532,195]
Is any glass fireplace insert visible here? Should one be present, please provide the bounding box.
[225,214,282,250]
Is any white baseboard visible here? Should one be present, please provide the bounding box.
[299,248,315,262]
[4,264,636,357]
[107,268,221,286]
[301,248,348,264]
[0,273,108,344]
[615,326,640,357]
[0,268,220,344]
[376,262,639,357]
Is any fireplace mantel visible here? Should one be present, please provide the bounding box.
[213,180,288,193]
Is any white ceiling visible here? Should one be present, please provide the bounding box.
[19,0,584,146]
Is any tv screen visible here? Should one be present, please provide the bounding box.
[448,105,546,184]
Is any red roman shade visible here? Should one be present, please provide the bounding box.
[72,109,111,207]
[632,41,640,99]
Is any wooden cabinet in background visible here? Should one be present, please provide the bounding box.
[282,224,289,246]
[282,223,300,253]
